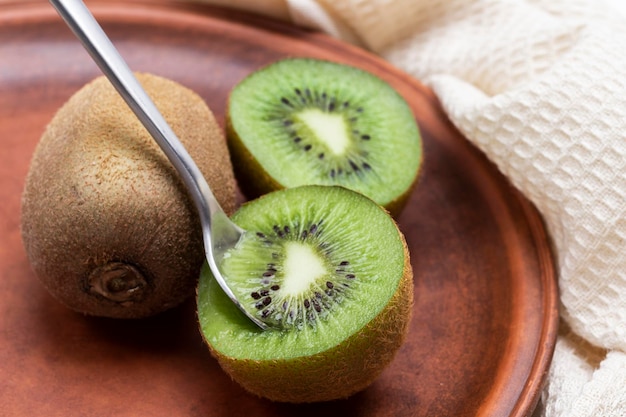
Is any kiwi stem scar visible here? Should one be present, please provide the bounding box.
[49,0,269,330]
[87,262,149,305]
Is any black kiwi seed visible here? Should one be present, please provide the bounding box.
[281,97,292,107]
[361,134,370,140]
[251,291,261,299]
[304,144,312,151]
[326,281,334,289]
[271,285,280,291]
[260,289,269,297]
[304,299,311,309]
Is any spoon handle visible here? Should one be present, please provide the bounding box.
[49,0,268,330]
[49,0,224,227]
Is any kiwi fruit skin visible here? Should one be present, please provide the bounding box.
[20,73,236,319]
[198,185,413,403]
[225,58,423,217]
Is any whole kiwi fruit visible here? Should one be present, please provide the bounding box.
[197,185,413,402]
[20,73,236,319]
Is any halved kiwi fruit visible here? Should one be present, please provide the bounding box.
[197,185,413,403]
[226,58,423,217]
[20,73,236,319]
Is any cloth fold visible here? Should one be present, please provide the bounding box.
[193,0,626,415]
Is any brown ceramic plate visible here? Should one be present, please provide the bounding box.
[0,1,558,416]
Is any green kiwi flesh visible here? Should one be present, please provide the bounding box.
[197,185,413,402]
[20,73,236,319]
[226,58,423,216]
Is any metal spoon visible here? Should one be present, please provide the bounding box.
[49,0,268,330]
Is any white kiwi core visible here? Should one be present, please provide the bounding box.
[296,109,350,155]
[281,242,328,296]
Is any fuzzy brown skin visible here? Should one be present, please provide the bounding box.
[20,73,236,319]
[210,232,414,403]
[225,110,422,218]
